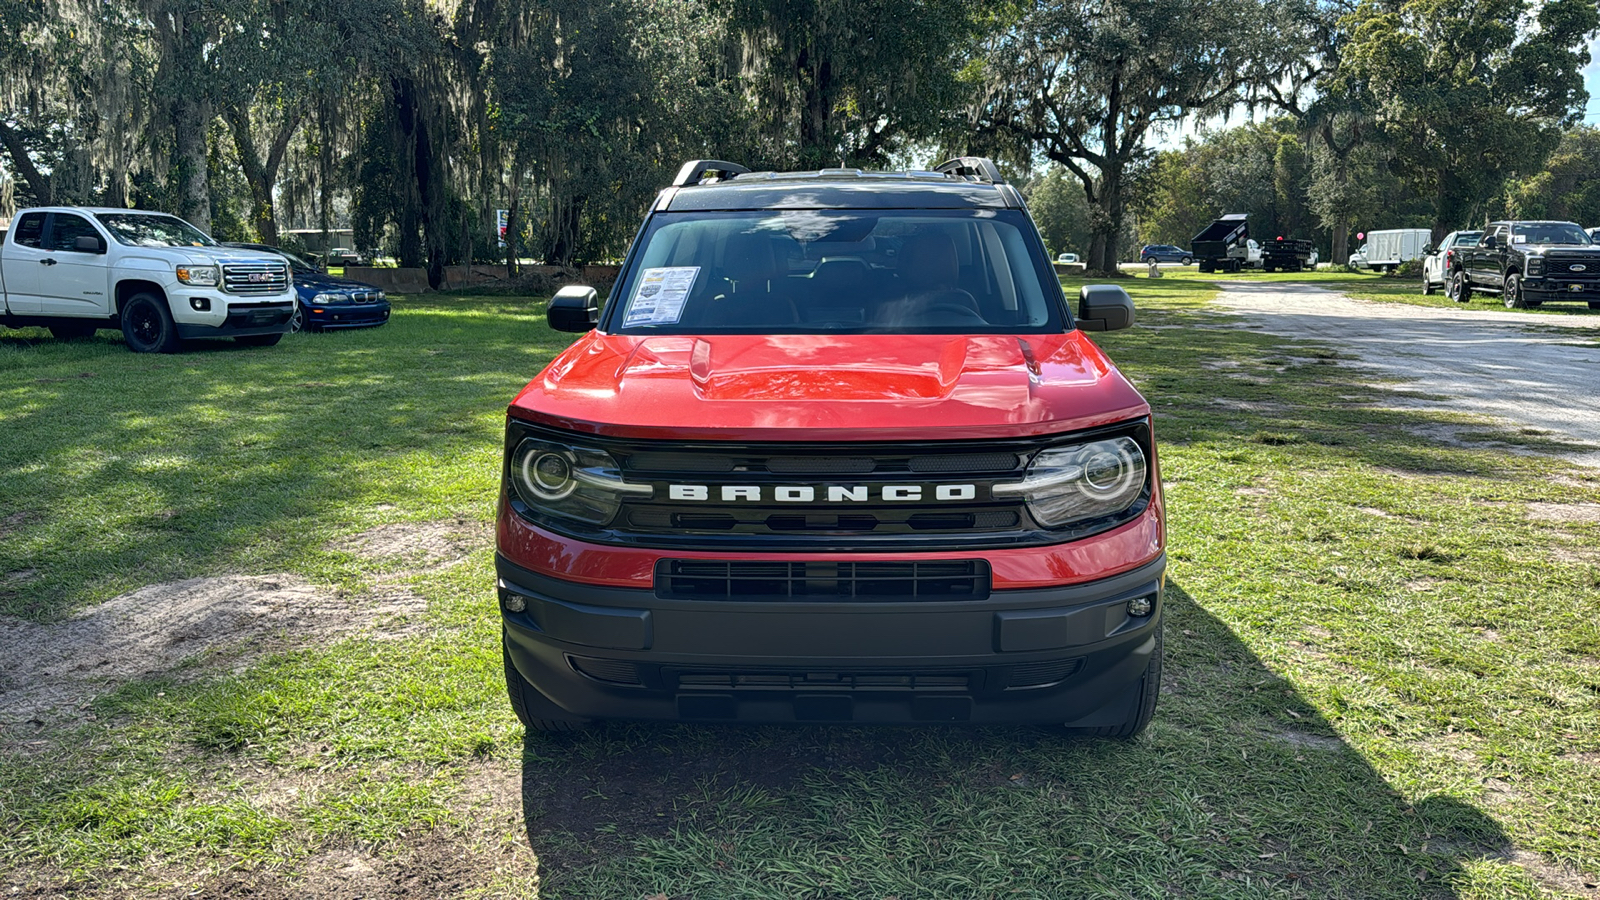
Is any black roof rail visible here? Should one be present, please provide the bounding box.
[934,157,1005,184]
[673,159,752,187]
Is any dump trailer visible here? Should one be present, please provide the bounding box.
[1191,214,1259,273]
[1261,237,1314,272]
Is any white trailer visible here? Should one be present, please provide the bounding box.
[1359,228,1431,272]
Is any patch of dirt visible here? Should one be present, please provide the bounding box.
[1417,732,1480,765]
[1508,850,1600,898]
[0,510,38,540]
[1564,750,1600,766]
[0,574,425,731]
[1527,502,1600,524]
[331,518,490,572]
[1549,545,1600,564]
[1234,486,1271,497]
[1481,777,1525,807]
[188,828,532,900]
[1210,398,1288,413]
[1404,578,1438,592]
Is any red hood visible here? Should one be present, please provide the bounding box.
[509,332,1149,441]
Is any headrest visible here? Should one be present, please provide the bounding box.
[899,231,959,290]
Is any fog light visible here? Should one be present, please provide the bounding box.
[189,297,210,311]
[1127,595,1154,617]
[502,593,527,613]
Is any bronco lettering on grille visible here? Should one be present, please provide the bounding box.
[666,484,979,502]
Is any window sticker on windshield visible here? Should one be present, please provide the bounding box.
[1512,235,1527,243]
[623,267,699,326]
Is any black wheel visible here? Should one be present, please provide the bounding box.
[120,292,180,353]
[1422,270,1435,295]
[1449,270,1472,303]
[1180,256,1192,266]
[288,304,306,333]
[1504,273,1529,309]
[1075,625,1162,739]
[504,634,591,732]
[237,333,282,347]
[48,322,98,341]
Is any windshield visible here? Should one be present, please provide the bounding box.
[278,251,319,275]
[95,213,214,248]
[1512,223,1590,245]
[1454,232,1482,247]
[605,209,1066,334]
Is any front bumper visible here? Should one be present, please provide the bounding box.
[1523,277,1600,302]
[303,300,391,329]
[499,553,1165,725]
[173,295,295,338]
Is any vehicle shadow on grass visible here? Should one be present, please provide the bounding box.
[519,581,1509,899]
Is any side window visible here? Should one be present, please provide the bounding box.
[12,213,46,248]
[1493,225,1509,245]
[48,214,101,252]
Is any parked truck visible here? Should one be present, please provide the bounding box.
[1352,228,1429,272]
[0,207,295,352]
[1260,237,1314,273]
[1191,215,1262,273]
[1448,219,1600,309]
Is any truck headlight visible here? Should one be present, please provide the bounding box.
[176,265,220,286]
[994,436,1147,527]
[510,438,651,525]
[1526,258,1544,276]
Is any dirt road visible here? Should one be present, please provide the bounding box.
[1211,281,1600,467]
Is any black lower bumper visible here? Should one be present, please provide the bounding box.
[498,553,1165,725]
[1524,279,1600,302]
[176,303,294,338]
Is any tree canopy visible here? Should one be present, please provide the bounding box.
[1,0,1595,274]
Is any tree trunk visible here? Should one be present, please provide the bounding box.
[1088,165,1127,275]
[171,93,212,233]
[225,107,300,245]
[0,120,51,205]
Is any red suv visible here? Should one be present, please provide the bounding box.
[497,158,1166,735]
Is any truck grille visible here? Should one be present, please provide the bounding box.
[222,262,290,294]
[1543,258,1600,276]
[505,421,1153,550]
[655,559,991,601]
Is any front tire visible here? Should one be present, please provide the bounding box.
[120,293,180,353]
[1449,270,1472,303]
[1180,256,1192,266]
[1423,270,1436,295]
[1504,273,1529,309]
[504,635,591,733]
[288,304,306,333]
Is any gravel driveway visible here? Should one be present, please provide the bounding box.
[1211,281,1600,467]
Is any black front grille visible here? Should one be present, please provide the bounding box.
[222,261,290,294]
[655,559,991,601]
[1543,258,1600,276]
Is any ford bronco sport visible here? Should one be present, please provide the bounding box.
[497,158,1166,735]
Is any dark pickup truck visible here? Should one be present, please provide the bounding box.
[1448,220,1600,309]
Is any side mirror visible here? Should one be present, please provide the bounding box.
[74,234,106,254]
[1481,235,1497,249]
[1077,284,1134,332]
[1423,244,1434,255]
[548,284,600,333]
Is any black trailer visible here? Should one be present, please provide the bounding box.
[1261,238,1314,273]
[1191,214,1251,273]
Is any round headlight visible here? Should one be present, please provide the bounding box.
[994,435,1147,528]
[1079,442,1139,499]
[524,450,576,500]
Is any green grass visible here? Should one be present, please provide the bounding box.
[3,287,1599,898]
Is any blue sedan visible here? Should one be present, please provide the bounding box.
[222,242,391,332]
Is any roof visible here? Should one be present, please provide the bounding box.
[660,158,1023,211]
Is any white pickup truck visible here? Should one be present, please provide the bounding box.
[0,207,295,352]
